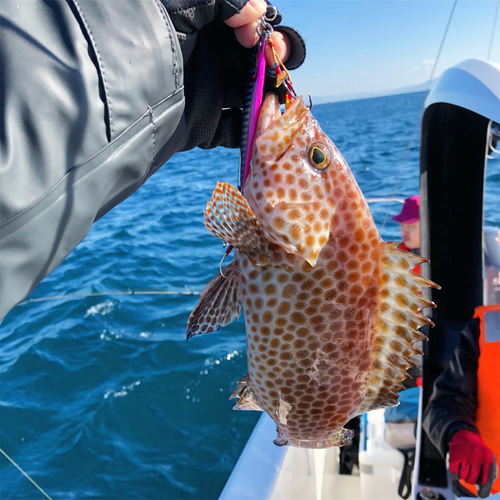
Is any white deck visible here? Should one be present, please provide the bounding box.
[269,445,362,500]
[219,412,489,500]
[220,413,403,500]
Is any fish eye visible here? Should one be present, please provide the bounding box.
[308,144,330,170]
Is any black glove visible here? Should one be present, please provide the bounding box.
[162,0,306,151]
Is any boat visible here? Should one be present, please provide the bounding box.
[218,58,500,500]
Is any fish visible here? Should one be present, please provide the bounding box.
[187,92,439,448]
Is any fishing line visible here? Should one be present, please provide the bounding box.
[366,197,405,204]
[19,289,200,305]
[487,0,500,60]
[381,0,458,230]
[0,448,53,500]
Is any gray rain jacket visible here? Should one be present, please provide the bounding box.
[0,0,305,323]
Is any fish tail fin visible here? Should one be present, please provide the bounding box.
[358,242,440,413]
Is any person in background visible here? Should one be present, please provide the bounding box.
[423,312,499,497]
[392,195,421,274]
[423,228,500,497]
[0,0,305,324]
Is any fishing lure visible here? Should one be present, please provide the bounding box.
[238,18,270,193]
[238,11,295,193]
[220,12,296,272]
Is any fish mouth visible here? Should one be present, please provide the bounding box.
[257,92,282,137]
[256,93,309,154]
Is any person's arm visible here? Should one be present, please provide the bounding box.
[423,318,496,488]
[0,0,305,324]
[422,319,480,456]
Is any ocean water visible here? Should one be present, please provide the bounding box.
[1,91,499,499]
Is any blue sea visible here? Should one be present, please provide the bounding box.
[1,91,499,499]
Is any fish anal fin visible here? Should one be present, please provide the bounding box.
[357,242,439,414]
[233,393,263,411]
[230,375,263,411]
[186,262,241,339]
[229,375,248,400]
[204,182,269,261]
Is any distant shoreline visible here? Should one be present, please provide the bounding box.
[313,80,436,105]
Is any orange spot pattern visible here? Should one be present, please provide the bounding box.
[237,157,385,448]
[210,93,433,448]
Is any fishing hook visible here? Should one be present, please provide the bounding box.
[219,245,234,279]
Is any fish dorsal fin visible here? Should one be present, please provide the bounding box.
[204,182,269,263]
[230,375,263,411]
[186,262,241,339]
[357,243,440,414]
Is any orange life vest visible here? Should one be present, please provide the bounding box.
[474,304,500,495]
[460,305,500,495]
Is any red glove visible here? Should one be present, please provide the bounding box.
[449,429,495,485]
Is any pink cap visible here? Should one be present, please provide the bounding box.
[392,195,420,224]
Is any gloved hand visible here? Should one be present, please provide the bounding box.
[449,429,495,486]
[162,0,306,151]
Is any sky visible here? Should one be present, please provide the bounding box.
[275,0,500,99]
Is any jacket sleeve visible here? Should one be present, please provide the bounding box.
[0,0,306,324]
[0,0,186,323]
[422,319,481,457]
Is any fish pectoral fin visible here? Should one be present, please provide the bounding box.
[357,242,440,414]
[186,262,241,339]
[321,428,355,448]
[204,182,269,260]
[230,375,263,411]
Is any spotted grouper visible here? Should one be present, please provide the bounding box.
[187,92,438,448]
